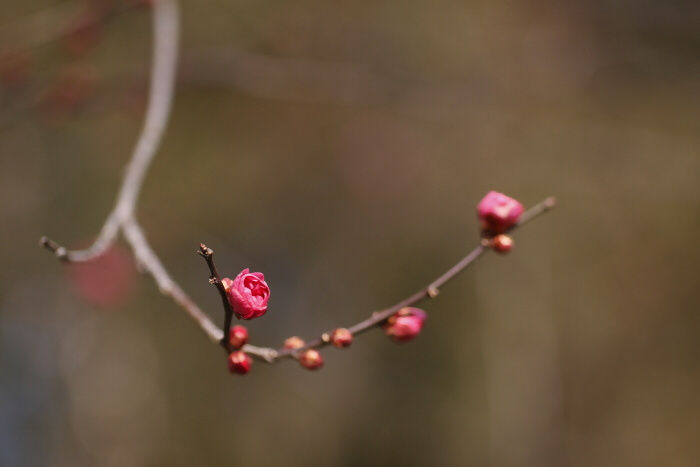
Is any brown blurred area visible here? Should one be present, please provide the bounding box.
[1,1,698,466]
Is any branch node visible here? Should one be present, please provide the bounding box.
[39,236,69,261]
[197,243,213,258]
[321,332,331,343]
[427,287,440,298]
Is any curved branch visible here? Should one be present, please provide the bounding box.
[41,0,180,262]
[38,0,558,369]
[199,197,556,363]
[123,217,222,343]
[272,197,556,360]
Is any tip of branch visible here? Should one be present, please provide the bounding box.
[544,196,557,209]
[197,243,213,257]
[39,236,68,260]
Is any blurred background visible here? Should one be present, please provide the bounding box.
[1,0,698,466]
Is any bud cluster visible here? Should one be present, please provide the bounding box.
[227,325,251,374]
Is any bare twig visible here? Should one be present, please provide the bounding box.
[37,0,225,344]
[40,0,179,262]
[197,243,235,351]
[34,0,226,342]
[123,218,222,343]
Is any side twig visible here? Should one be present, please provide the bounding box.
[197,244,234,351]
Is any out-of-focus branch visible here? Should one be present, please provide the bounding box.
[39,1,226,345]
[41,0,179,262]
[123,217,222,343]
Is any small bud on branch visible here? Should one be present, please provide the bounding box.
[228,351,252,375]
[229,325,249,349]
[196,193,556,372]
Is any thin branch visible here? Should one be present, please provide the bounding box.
[123,217,222,343]
[38,0,284,363]
[37,0,557,369]
[196,197,556,363]
[197,243,235,351]
[37,0,229,346]
[41,0,179,263]
[272,196,557,360]
[195,244,280,362]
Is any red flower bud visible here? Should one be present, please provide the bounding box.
[229,325,249,349]
[228,351,252,374]
[383,307,427,342]
[284,336,305,350]
[490,234,513,254]
[330,328,353,348]
[299,349,324,370]
[223,269,270,320]
[477,191,524,234]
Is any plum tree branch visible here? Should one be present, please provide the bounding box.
[197,244,235,352]
[195,197,555,363]
[270,196,556,360]
[122,217,223,342]
[37,0,557,370]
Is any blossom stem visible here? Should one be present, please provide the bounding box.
[197,243,233,351]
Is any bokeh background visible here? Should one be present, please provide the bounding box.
[1,1,698,466]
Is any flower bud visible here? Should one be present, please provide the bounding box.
[477,191,524,234]
[228,351,252,374]
[229,325,249,349]
[383,307,427,342]
[283,336,305,350]
[490,234,513,254]
[224,269,270,320]
[330,328,353,348]
[299,349,324,370]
